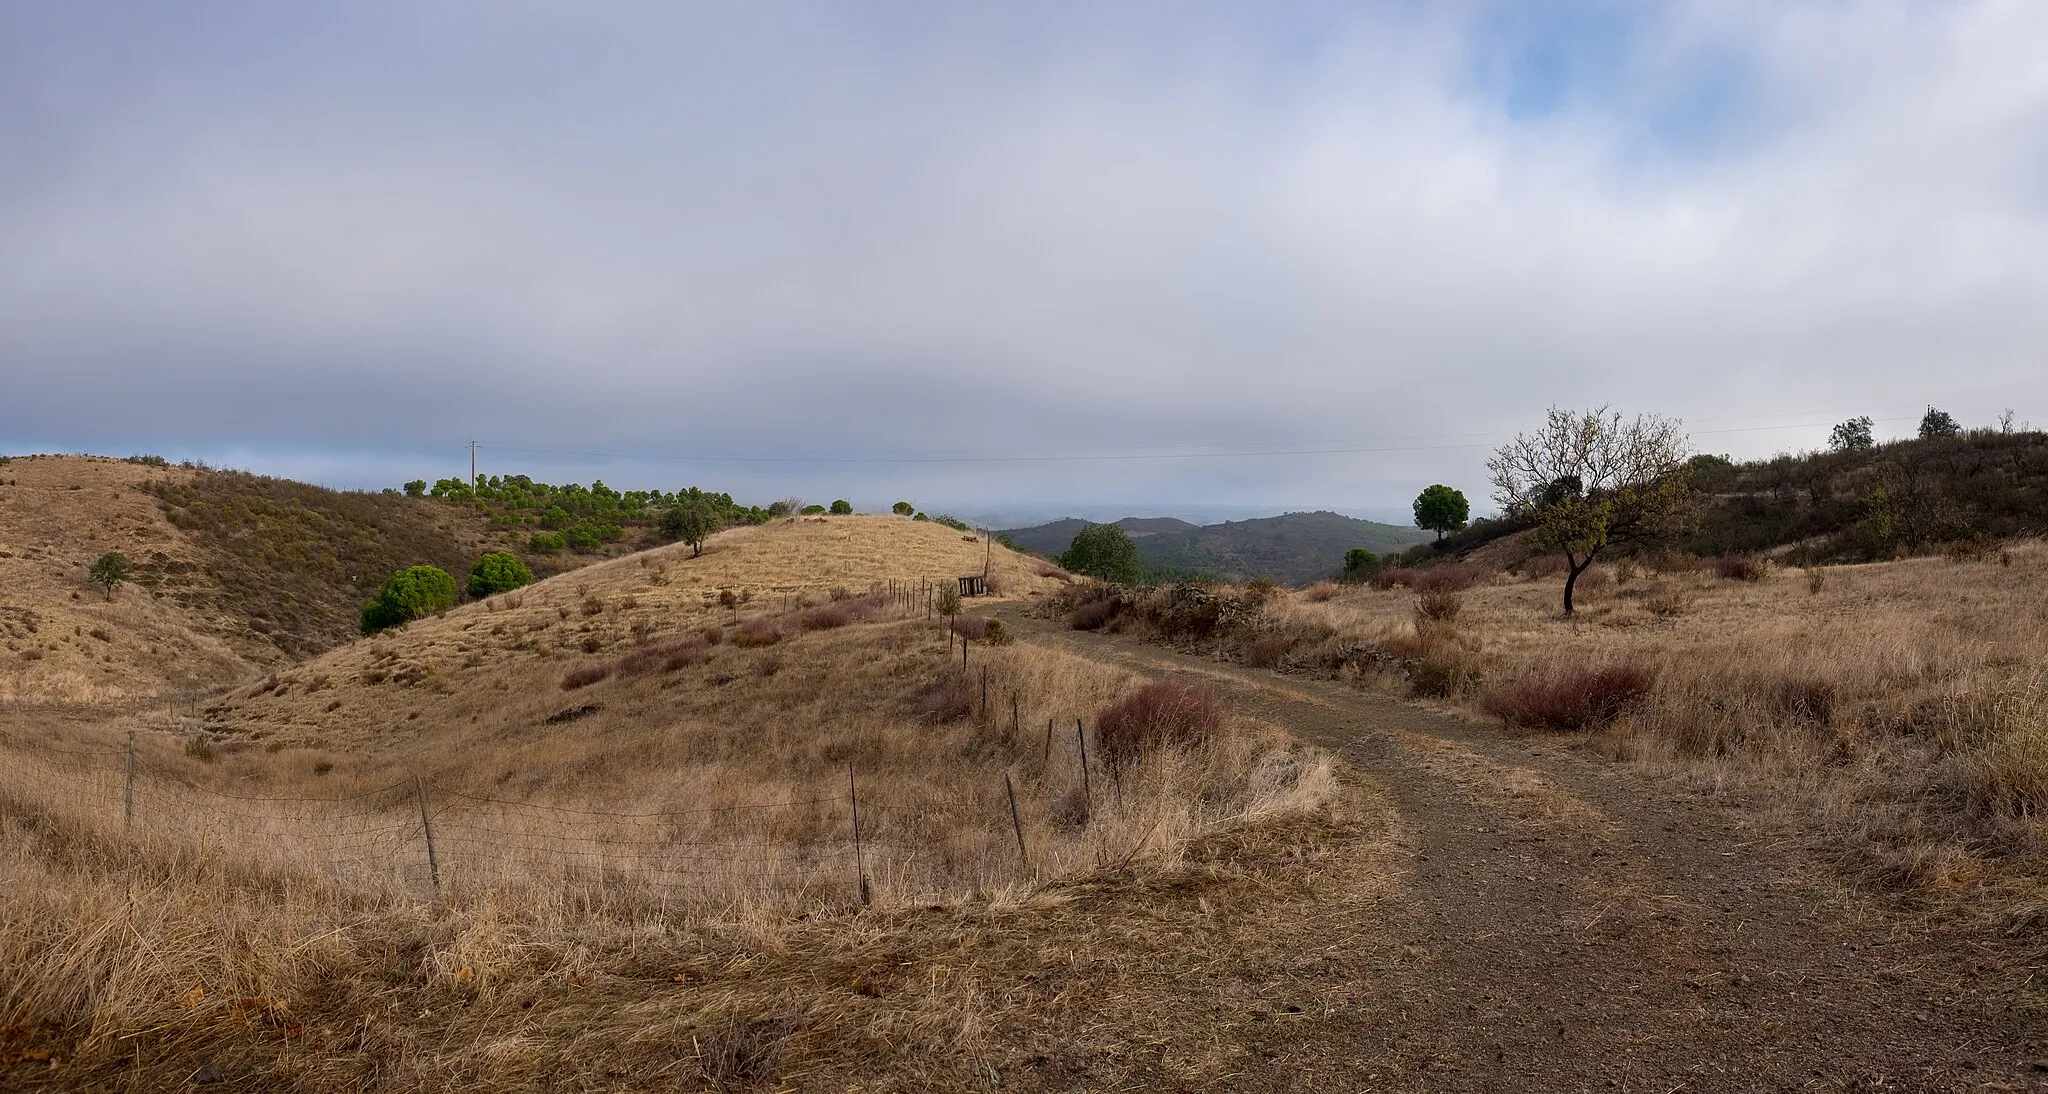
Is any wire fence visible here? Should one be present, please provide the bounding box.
[0,649,1132,913]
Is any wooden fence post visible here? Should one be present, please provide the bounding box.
[414,777,440,893]
[1005,772,1028,868]
[849,764,870,906]
[1074,719,1091,821]
[123,731,135,828]
[1044,718,1053,763]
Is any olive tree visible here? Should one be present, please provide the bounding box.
[1487,406,1695,615]
[89,551,132,600]
[1061,523,1140,585]
[661,499,720,557]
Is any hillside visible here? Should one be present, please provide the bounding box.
[0,455,607,703]
[1002,511,1430,584]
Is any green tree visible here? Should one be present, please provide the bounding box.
[1919,406,1961,440]
[467,552,533,599]
[663,498,720,557]
[89,551,133,600]
[892,500,914,516]
[1411,484,1470,541]
[1342,548,1379,580]
[403,479,428,498]
[1061,524,1140,585]
[1829,416,1875,452]
[1487,406,1695,615]
[829,499,852,515]
[360,565,457,634]
[529,531,565,552]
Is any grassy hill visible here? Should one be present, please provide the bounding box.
[0,455,618,702]
[1001,511,1430,584]
[0,512,1338,1089]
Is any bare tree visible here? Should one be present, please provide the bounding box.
[1487,406,1695,615]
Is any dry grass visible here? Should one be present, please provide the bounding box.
[1097,543,2048,901]
[0,518,1340,1088]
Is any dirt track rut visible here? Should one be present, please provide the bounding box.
[1001,606,2048,1093]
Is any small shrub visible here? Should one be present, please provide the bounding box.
[1303,581,1341,602]
[1805,566,1827,595]
[467,552,533,599]
[580,635,604,654]
[1613,559,1639,586]
[1245,634,1294,669]
[313,761,334,775]
[561,665,611,690]
[1414,589,1462,623]
[733,618,782,647]
[799,504,827,515]
[1522,554,1569,580]
[184,736,216,762]
[829,499,852,515]
[582,596,605,617]
[1068,598,1120,631]
[921,676,975,723]
[1412,562,1489,593]
[1642,584,1689,617]
[1406,648,1477,698]
[1242,577,1279,604]
[982,619,1013,646]
[1095,679,1223,770]
[951,616,991,641]
[701,625,725,644]
[1713,553,1767,582]
[528,531,566,552]
[360,565,458,634]
[1481,664,1656,732]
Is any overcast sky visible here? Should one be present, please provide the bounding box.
[4,1,2045,516]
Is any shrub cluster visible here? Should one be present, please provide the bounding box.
[1095,679,1223,770]
[1372,562,1491,592]
[1713,554,1768,581]
[1481,664,1656,732]
[467,552,533,599]
[920,676,976,723]
[360,566,457,634]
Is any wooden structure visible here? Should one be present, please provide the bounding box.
[957,575,988,598]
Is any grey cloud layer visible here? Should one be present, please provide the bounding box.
[3,2,2045,503]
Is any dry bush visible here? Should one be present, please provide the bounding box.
[981,619,1013,646]
[1521,554,1569,579]
[1713,553,1768,581]
[1369,567,1414,590]
[919,675,975,724]
[1095,679,1223,771]
[1244,634,1295,669]
[733,618,783,647]
[1573,566,1612,592]
[1414,589,1462,623]
[1303,581,1341,602]
[561,664,611,690]
[1481,663,1656,732]
[950,616,991,641]
[1376,562,1488,593]
[1068,598,1120,631]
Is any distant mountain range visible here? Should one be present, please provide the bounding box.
[997,511,1432,585]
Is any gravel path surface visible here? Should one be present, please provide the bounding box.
[999,604,2048,1092]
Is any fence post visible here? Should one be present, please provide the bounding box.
[1074,719,1091,821]
[848,763,870,906]
[414,777,440,894]
[1044,718,1053,763]
[1011,692,1019,747]
[980,667,988,722]
[123,731,135,828]
[1005,772,1028,868]
[962,640,968,670]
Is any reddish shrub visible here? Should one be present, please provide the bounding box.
[1714,554,1767,581]
[1480,664,1655,732]
[1370,568,1417,590]
[920,676,975,724]
[733,618,783,647]
[616,638,713,677]
[1068,598,1120,631]
[1522,554,1569,579]
[561,665,611,691]
[1095,679,1223,770]
[1415,589,1462,622]
[1245,634,1295,669]
[801,603,859,630]
[1412,562,1490,593]
[1303,581,1341,603]
[951,616,991,641]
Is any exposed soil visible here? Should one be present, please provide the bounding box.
[996,603,2048,1092]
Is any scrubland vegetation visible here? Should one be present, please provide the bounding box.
[1047,542,2048,912]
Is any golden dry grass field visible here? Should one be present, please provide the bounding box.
[1088,543,2048,917]
[0,503,1346,1090]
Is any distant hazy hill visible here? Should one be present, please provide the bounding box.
[999,511,1429,584]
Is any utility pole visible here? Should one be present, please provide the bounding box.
[469,440,478,491]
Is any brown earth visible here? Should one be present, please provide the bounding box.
[993,601,2048,1092]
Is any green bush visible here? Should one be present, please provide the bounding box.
[829,499,852,515]
[800,504,827,515]
[529,531,566,552]
[1061,524,1140,584]
[468,552,533,598]
[89,551,133,599]
[1342,548,1379,580]
[360,565,457,634]
[662,499,720,556]
[565,523,604,551]
[892,501,914,516]
[933,514,971,532]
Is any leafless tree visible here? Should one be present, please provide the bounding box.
[1488,406,1696,615]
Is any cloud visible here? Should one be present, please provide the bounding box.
[3,1,2045,507]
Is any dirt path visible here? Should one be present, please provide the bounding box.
[998,605,2048,1092]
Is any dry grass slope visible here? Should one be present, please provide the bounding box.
[0,513,1344,1089]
